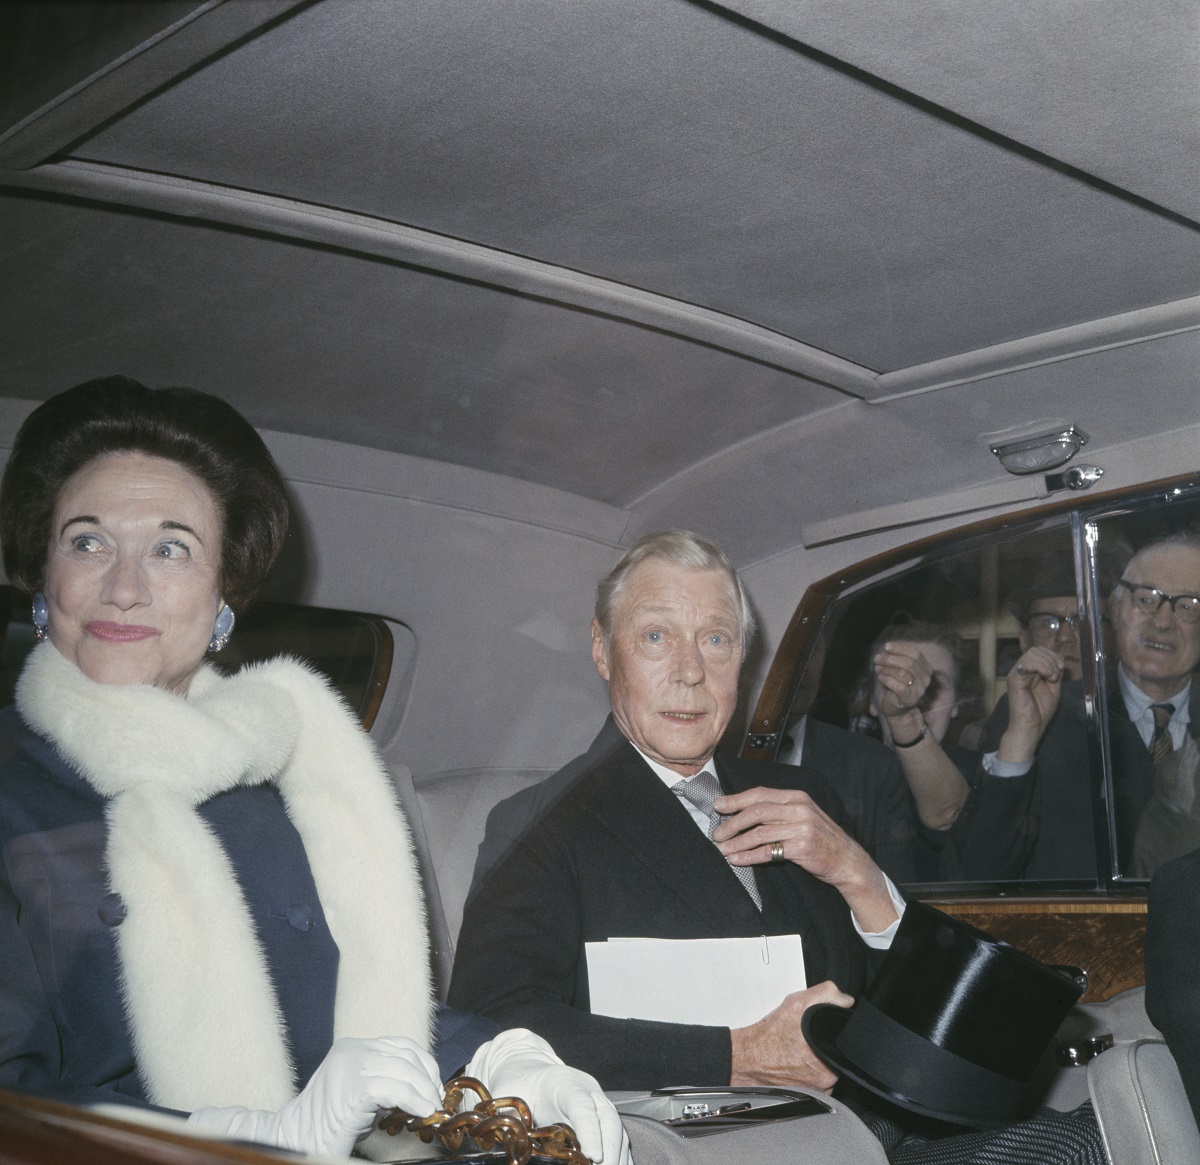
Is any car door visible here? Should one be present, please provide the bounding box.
[744,472,1200,1002]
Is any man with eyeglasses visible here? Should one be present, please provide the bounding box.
[1113,538,1200,874]
[946,534,1200,880]
[1020,599,1084,683]
[1005,563,1085,685]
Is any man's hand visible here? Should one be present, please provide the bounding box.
[711,787,898,933]
[997,646,1065,764]
[730,982,853,1092]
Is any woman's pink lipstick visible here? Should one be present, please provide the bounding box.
[86,621,160,642]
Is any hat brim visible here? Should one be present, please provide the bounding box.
[802,1003,1012,1129]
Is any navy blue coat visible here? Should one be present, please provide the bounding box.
[0,706,493,1110]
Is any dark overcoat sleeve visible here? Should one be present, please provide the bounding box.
[800,721,918,885]
[448,784,734,1089]
[1145,846,1200,1128]
[940,695,1030,880]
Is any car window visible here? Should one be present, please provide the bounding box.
[1089,495,1200,882]
[0,586,397,730]
[752,476,1200,893]
[776,518,1095,887]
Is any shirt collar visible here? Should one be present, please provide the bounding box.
[630,742,719,791]
[1118,664,1191,725]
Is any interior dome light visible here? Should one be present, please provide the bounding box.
[990,426,1088,475]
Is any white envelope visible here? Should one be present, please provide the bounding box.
[585,934,806,1028]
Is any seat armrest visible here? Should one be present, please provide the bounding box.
[1089,1038,1200,1164]
[612,1089,887,1165]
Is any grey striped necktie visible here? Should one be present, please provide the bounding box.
[1150,704,1176,768]
[672,771,762,910]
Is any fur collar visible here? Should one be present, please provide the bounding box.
[16,643,432,1112]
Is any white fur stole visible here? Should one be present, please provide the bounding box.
[16,643,432,1112]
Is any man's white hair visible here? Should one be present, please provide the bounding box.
[1121,531,1200,587]
[594,529,756,648]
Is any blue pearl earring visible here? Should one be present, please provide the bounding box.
[208,604,235,653]
[32,593,49,642]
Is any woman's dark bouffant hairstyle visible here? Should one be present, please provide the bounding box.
[0,376,288,612]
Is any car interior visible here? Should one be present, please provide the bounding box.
[3,2,1200,1162]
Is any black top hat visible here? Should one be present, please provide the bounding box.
[802,901,1084,1128]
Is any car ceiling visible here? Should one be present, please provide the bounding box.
[2,0,1198,563]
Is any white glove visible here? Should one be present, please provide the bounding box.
[187,1035,443,1157]
[465,1029,631,1165]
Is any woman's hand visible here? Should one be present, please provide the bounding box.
[466,1029,631,1165]
[873,641,934,727]
[187,1035,443,1157]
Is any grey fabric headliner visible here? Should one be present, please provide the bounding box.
[0,192,832,506]
[70,0,1200,371]
[728,0,1200,223]
[1,0,1198,547]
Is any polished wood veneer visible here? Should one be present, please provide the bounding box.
[928,896,1147,1002]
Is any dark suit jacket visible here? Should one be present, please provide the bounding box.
[942,679,1200,881]
[1145,846,1200,1129]
[799,719,918,884]
[448,718,875,1090]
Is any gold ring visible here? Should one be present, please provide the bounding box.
[769,840,785,863]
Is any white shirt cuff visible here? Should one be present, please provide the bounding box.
[853,874,906,949]
[982,751,1033,778]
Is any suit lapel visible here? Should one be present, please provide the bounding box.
[715,753,793,926]
[587,741,766,936]
[715,752,862,988]
[1188,682,1200,740]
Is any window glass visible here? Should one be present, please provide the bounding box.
[0,588,394,729]
[778,522,1097,888]
[217,601,394,729]
[1090,498,1200,880]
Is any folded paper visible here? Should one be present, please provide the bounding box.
[586,935,806,1028]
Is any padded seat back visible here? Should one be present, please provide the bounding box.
[392,765,554,997]
[1089,1038,1200,1163]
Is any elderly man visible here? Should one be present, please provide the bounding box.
[945,533,1200,880]
[450,530,900,1092]
[451,531,1105,1165]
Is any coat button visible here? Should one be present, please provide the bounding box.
[286,903,315,932]
[98,893,127,927]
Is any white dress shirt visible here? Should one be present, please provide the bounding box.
[1118,666,1191,750]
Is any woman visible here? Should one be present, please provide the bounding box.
[863,621,975,832]
[0,377,628,1163]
